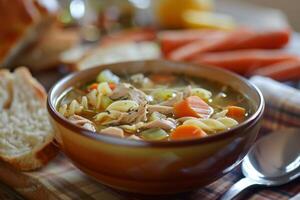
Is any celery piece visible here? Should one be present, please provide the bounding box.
[97,70,120,83]
[140,128,168,141]
[101,96,113,110]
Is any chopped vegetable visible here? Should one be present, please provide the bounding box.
[191,88,212,101]
[151,89,176,102]
[140,128,169,141]
[174,96,213,118]
[87,83,98,92]
[97,82,112,95]
[171,125,207,140]
[108,83,116,90]
[100,96,113,110]
[97,69,120,83]
[226,106,246,121]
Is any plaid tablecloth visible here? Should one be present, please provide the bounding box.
[0,77,299,200]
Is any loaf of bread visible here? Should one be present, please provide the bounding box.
[0,0,54,66]
[0,67,58,171]
[11,25,80,71]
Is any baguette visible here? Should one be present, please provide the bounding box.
[0,67,58,171]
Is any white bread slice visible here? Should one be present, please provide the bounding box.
[0,67,58,171]
[64,41,161,71]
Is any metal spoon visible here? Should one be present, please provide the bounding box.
[221,128,300,200]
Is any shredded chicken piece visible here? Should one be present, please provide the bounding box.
[109,83,150,103]
[159,86,192,106]
[97,102,148,125]
[141,119,176,130]
[130,73,153,88]
[68,115,96,131]
[100,127,124,138]
[148,105,174,115]
[183,85,192,98]
[160,92,183,106]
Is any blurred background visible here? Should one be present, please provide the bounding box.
[1,0,300,86]
[221,0,300,31]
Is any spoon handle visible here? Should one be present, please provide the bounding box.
[220,178,257,200]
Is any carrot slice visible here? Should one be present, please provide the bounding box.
[108,83,116,90]
[171,125,207,140]
[226,106,246,121]
[87,83,98,92]
[174,96,213,118]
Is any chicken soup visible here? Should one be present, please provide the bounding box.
[57,70,251,141]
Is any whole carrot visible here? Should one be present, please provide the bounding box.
[249,59,300,81]
[168,28,291,61]
[192,49,298,74]
[159,29,226,56]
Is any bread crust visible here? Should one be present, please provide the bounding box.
[0,67,58,171]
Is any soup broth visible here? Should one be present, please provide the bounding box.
[57,70,252,141]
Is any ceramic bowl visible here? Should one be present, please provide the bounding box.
[47,60,264,194]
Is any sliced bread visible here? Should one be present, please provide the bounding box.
[69,41,161,71]
[0,67,58,171]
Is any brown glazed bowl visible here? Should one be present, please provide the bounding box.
[47,60,264,194]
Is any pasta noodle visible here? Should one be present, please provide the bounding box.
[59,88,104,117]
[183,117,238,133]
[58,99,84,117]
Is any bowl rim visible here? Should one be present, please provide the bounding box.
[47,59,265,148]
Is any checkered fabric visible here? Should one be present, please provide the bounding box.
[2,76,300,200]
